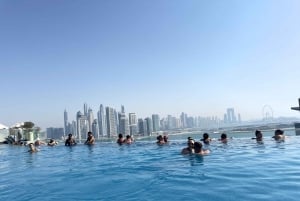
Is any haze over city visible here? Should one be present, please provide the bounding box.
[1,1,300,130]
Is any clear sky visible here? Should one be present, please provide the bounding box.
[1,0,300,130]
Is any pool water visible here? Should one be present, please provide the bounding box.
[1,130,300,201]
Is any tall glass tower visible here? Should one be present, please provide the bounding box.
[98,104,106,137]
[152,114,160,132]
[106,107,117,137]
[64,109,69,135]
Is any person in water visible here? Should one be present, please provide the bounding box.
[65,133,77,146]
[200,133,211,145]
[117,133,125,144]
[156,135,165,145]
[124,135,133,144]
[272,129,285,141]
[181,137,195,154]
[34,139,45,146]
[252,130,263,142]
[163,135,168,143]
[194,142,210,155]
[219,133,228,143]
[47,139,58,146]
[28,143,38,153]
[85,131,95,145]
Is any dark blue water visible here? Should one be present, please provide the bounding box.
[1,130,300,201]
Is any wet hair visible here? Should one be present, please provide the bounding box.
[255,130,261,136]
[118,133,123,138]
[157,135,163,140]
[88,131,92,135]
[221,133,227,139]
[68,133,72,137]
[126,135,131,139]
[194,142,203,153]
[275,129,284,135]
[203,133,209,140]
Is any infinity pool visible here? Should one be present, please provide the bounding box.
[1,130,300,201]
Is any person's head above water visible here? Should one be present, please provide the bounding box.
[255,130,263,139]
[274,129,284,135]
[203,133,209,140]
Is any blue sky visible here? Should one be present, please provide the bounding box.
[1,0,300,129]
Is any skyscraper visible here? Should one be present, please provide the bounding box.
[180,112,187,128]
[226,108,236,123]
[119,112,129,136]
[84,103,88,116]
[145,117,153,136]
[87,108,94,132]
[64,109,69,135]
[92,119,99,138]
[129,113,137,136]
[152,114,160,132]
[76,111,88,140]
[47,127,64,140]
[106,107,117,137]
[138,118,144,136]
[98,104,106,137]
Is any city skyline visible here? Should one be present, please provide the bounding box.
[1,1,300,129]
[61,103,240,140]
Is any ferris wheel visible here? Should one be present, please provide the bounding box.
[262,105,273,121]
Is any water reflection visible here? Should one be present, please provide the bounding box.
[187,154,204,166]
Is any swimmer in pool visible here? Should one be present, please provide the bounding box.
[124,135,133,144]
[181,137,195,154]
[194,142,210,155]
[219,133,228,143]
[28,143,38,153]
[85,131,95,145]
[252,130,263,142]
[200,133,211,145]
[65,133,77,146]
[47,139,58,146]
[117,133,125,144]
[272,129,285,141]
[156,135,165,145]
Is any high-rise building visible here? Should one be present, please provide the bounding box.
[119,112,129,136]
[92,119,99,138]
[106,107,117,137]
[98,104,106,137]
[152,114,160,132]
[87,108,94,132]
[129,113,137,136]
[227,108,236,123]
[167,115,174,130]
[64,109,69,135]
[47,127,64,140]
[76,111,88,140]
[138,118,145,135]
[71,120,77,136]
[84,103,88,116]
[180,112,187,128]
[145,117,153,136]
[114,110,119,134]
[224,114,228,124]
[121,105,125,113]
[238,113,242,123]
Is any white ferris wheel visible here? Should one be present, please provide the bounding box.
[262,105,274,121]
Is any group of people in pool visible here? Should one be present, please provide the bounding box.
[117,133,134,144]
[181,129,286,156]
[27,129,286,153]
[156,135,168,145]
